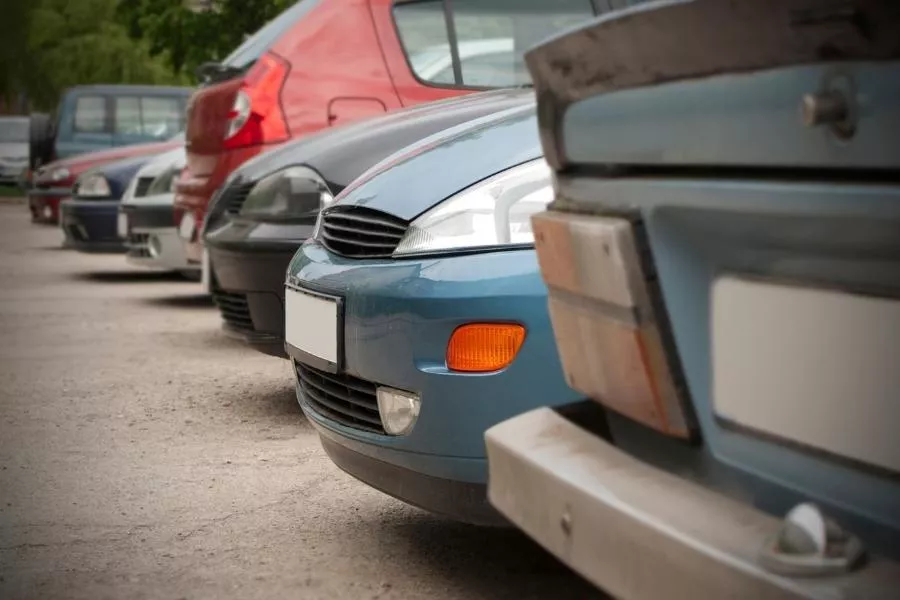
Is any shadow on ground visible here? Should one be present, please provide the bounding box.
[358,511,605,599]
[72,270,189,284]
[142,294,214,309]
[219,383,308,430]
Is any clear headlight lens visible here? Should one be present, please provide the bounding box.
[76,173,111,198]
[147,165,182,196]
[392,159,552,257]
[240,165,333,220]
[50,167,70,182]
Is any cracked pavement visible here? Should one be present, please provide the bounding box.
[0,204,603,599]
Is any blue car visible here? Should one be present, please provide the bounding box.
[487,1,900,597]
[284,104,580,524]
[60,154,159,253]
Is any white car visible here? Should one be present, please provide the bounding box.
[118,146,198,279]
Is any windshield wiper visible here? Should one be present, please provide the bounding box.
[195,61,246,84]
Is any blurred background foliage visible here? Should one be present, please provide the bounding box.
[1,0,292,112]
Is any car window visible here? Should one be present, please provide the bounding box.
[115,97,184,140]
[222,0,321,70]
[73,96,108,134]
[0,119,29,143]
[394,0,595,88]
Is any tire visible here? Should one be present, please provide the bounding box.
[29,113,54,171]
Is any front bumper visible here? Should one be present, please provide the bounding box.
[120,201,195,272]
[206,221,313,357]
[59,199,124,253]
[286,241,580,520]
[487,408,900,600]
[28,187,70,224]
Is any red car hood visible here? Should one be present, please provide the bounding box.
[35,140,181,185]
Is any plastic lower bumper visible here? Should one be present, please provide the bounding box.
[208,242,299,357]
[28,188,70,224]
[59,199,124,253]
[315,423,505,526]
[486,408,900,600]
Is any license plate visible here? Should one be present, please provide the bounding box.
[285,287,340,367]
[201,247,212,294]
[178,212,195,241]
[711,276,900,473]
[117,212,128,238]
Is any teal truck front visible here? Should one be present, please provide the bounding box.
[485,1,900,598]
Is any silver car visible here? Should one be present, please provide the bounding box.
[0,117,29,186]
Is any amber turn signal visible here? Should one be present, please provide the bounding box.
[446,323,526,373]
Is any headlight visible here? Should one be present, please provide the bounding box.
[76,173,112,198]
[240,165,333,220]
[50,167,70,182]
[147,165,182,196]
[392,159,552,257]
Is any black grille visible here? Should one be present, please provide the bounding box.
[295,362,384,434]
[127,232,151,258]
[320,207,408,258]
[213,288,253,332]
[134,177,154,198]
[224,182,255,214]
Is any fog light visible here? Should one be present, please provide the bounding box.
[376,386,420,436]
[43,205,52,219]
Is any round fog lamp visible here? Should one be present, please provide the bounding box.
[376,387,421,436]
[43,205,53,219]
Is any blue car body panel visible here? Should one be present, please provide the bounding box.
[546,54,900,554]
[289,243,577,484]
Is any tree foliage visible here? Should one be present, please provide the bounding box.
[2,0,292,112]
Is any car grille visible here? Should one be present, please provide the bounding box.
[319,207,408,259]
[223,181,256,214]
[134,177,154,198]
[127,232,151,258]
[294,362,385,434]
[213,288,254,332]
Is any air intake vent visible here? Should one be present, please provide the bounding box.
[224,182,256,214]
[134,177,154,198]
[319,207,408,259]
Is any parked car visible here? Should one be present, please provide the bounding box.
[60,151,168,253]
[28,137,182,224]
[174,0,598,266]
[204,88,533,357]
[0,116,30,186]
[485,1,900,598]
[284,102,581,524]
[29,84,192,169]
[118,147,197,278]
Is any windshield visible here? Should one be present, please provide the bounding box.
[0,119,29,143]
[222,0,320,70]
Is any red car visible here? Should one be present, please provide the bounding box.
[28,138,182,224]
[175,0,597,262]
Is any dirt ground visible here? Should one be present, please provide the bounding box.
[0,203,604,599]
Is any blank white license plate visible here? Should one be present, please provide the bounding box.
[711,276,900,473]
[285,287,339,365]
[201,248,212,294]
[117,212,128,238]
[178,212,195,240]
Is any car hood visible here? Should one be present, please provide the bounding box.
[36,140,179,183]
[227,88,535,195]
[135,146,186,179]
[333,103,540,221]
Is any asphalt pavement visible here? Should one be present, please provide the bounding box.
[0,202,604,599]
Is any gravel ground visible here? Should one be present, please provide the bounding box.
[0,204,603,599]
